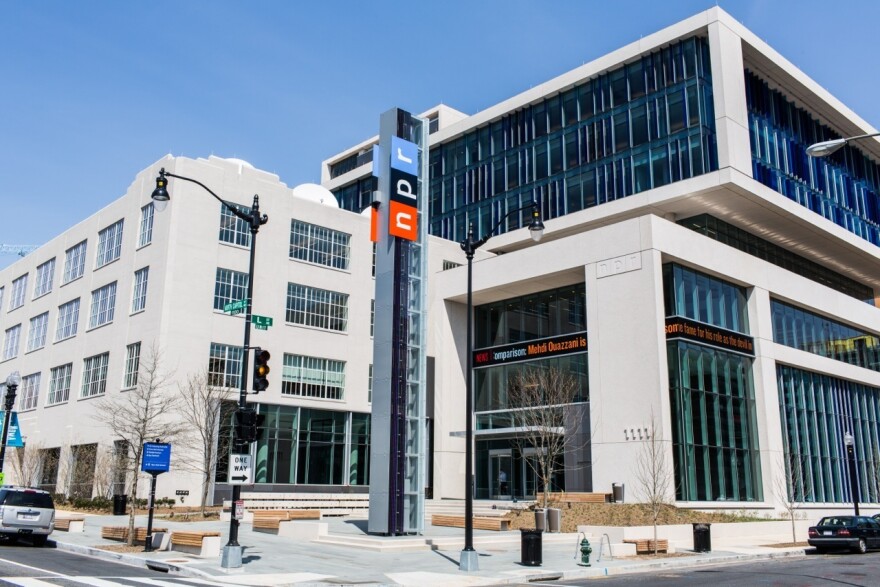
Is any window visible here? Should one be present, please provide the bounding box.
[48,364,72,405]
[56,298,80,341]
[219,204,251,247]
[19,373,40,411]
[89,282,117,328]
[3,325,21,360]
[9,274,27,311]
[33,258,55,298]
[138,203,154,247]
[123,342,141,388]
[289,220,351,270]
[209,343,243,388]
[214,268,248,311]
[0,287,4,311]
[131,267,149,313]
[96,219,124,267]
[63,240,87,283]
[282,354,345,400]
[370,300,375,337]
[26,312,49,352]
[81,352,109,398]
[285,283,348,332]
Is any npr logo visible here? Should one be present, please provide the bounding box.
[388,136,419,241]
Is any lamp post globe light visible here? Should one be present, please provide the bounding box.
[459,201,544,572]
[806,131,880,158]
[844,432,860,516]
[0,371,22,477]
[151,168,267,569]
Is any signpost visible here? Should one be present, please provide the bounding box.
[141,441,171,552]
[228,454,252,485]
[251,315,273,330]
[223,299,248,315]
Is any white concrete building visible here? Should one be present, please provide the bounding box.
[2,7,880,517]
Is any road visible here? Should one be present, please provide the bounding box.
[519,552,880,586]
[0,539,222,586]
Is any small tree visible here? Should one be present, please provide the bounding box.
[11,442,46,488]
[775,451,811,543]
[507,366,588,508]
[93,344,186,545]
[177,370,233,514]
[633,415,674,555]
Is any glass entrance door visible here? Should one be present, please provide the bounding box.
[489,452,512,499]
[522,453,540,499]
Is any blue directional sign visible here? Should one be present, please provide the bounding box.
[141,442,171,473]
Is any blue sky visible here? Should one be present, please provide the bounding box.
[2,1,878,269]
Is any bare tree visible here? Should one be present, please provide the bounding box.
[92,344,186,545]
[177,370,233,514]
[11,442,45,488]
[92,445,120,499]
[775,451,811,543]
[507,365,588,508]
[633,415,674,555]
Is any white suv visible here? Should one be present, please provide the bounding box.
[0,487,55,546]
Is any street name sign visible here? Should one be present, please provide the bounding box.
[223,299,248,315]
[228,454,252,484]
[251,315,273,328]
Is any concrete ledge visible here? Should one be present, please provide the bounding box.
[278,521,328,540]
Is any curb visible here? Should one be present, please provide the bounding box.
[52,540,217,580]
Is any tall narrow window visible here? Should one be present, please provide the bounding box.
[289,220,351,270]
[214,268,249,311]
[208,343,243,388]
[56,298,80,341]
[96,219,124,268]
[89,282,117,328]
[0,287,4,311]
[33,258,56,298]
[124,342,141,388]
[26,312,49,352]
[138,203,155,247]
[63,240,87,283]
[48,363,72,405]
[81,352,109,398]
[3,324,21,360]
[9,274,27,311]
[19,372,41,411]
[219,204,251,247]
[131,267,149,313]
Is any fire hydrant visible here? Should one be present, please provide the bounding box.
[578,536,592,567]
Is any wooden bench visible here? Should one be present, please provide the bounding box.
[101,526,168,543]
[171,530,221,558]
[431,514,511,531]
[55,516,85,532]
[548,492,612,503]
[623,538,668,553]
[251,509,322,532]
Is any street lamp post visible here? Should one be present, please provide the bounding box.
[0,371,22,476]
[844,432,860,516]
[151,168,267,568]
[459,202,544,572]
[806,131,880,158]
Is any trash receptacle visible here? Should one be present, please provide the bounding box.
[547,507,561,533]
[612,483,625,503]
[693,522,711,552]
[113,494,128,516]
[520,528,543,566]
[534,508,547,531]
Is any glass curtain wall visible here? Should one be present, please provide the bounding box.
[777,365,880,504]
[251,405,370,487]
[664,263,762,501]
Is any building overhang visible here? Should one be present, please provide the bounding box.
[450,426,565,440]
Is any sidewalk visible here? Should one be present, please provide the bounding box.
[51,511,809,586]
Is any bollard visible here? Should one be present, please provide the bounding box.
[578,536,592,567]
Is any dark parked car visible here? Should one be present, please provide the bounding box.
[0,487,55,546]
[808,515,880,554]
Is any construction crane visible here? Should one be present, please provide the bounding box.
[0,244,39,257]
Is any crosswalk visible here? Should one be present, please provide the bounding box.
[0,577,242,587]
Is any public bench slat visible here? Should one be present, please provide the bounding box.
[55,516,85,531]
[622,538,668,553]
[101,526,168,542]
[170,530,221,547]
[251,509,321,531]
[548,492,611,503]
[431,514,510,531]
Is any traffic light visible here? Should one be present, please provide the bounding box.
[252,348,270,393]
[234,408,262,443]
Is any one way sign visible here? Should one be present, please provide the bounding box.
[228,454,252,485]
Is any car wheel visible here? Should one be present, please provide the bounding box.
[853,538,867,554]
[31,535,48,547]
